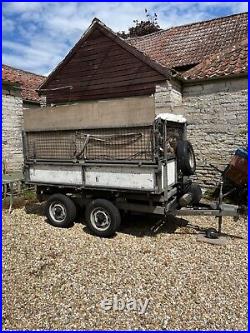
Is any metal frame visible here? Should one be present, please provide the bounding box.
[115,200,239,217]
[25,163,160,194]
[23,117,240,237]
[23,119,183,196]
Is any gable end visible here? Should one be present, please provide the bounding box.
[39,20,169,104]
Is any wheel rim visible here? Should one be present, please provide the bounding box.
[90,207,111,231]
[49,202,66,223]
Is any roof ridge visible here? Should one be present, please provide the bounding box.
[128,12,248,40]
[2,64,45,77]
[167,11,248,30]
[127,29,165,41]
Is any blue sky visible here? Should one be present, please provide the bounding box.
[2,2,248,76]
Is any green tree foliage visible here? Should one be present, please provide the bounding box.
[117,9,161,39]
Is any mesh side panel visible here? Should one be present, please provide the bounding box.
[25,126,154,161]
[81,127,153,160]
[26,131,76,159]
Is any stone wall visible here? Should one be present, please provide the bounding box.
[2,83,23,173]
[154,79,182,114]
[174,77,248,187]
[40,95,47,108]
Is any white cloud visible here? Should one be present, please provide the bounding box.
[2,16,15,33]
[3,2,43,13]
[2,2,248,74]
[2,39,65,74]
[3,40,53,59]
[2,53,49,74]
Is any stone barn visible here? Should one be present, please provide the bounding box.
[2,65,45,173]
[38,12,247,187]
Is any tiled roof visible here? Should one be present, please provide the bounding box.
[2,65,45,102]
[128,13,248,72]
[182,39,248,80]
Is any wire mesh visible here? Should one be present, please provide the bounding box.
[25,126,154,161]
[26,131,77,159]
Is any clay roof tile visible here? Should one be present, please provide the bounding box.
[128,12,248,79]
[2,65,45,102]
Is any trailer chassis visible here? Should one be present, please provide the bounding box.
[115,178,239,237]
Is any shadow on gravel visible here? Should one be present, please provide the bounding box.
[115,214,245,239]
[77,213,189,238]
[25,202,45,216]
[81,225,118,238]
[23,203,192,238]
[118,213,189,237]
[23,202,244,239]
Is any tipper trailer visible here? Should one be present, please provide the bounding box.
[23,97,239,237]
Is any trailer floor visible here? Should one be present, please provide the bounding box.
[2,206,248,330]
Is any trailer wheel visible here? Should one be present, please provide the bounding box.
[85,199,121,237]
[45,193,76,228]
[176,140,196,176]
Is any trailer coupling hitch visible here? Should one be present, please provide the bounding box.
[151,218,222,239]
[185,223,220,239]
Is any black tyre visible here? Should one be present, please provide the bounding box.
[45,193,76,228]
[85,199,121,237]
[176,140,196,176]
[189,183,202,204]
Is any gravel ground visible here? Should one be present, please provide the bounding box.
[2,204,248,330]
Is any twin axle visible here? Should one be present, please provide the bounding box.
[23,109,239,238]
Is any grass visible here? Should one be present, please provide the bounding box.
[2,188,38,210]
